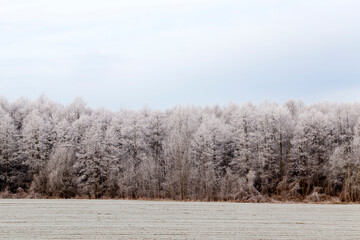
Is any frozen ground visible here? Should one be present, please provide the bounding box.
[0,199,359,240]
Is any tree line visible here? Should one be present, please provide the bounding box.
[1,96,360,202]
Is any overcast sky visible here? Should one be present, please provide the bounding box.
[1,0,360,110]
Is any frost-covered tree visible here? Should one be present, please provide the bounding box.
[291,109,332,196]
[120,111,146,198]
[2,95,360,202]
[329,118,360,201]
[231,103,255,178]
[102,114,124,197]
[22,109,54,179]
[47,146,77,198]
[0,108,19,191]
[142,110,166,198]
[191,114,222,200]
[163,107,199,200]
[74,111,113,198]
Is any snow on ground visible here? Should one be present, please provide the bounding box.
[0,199,359,240]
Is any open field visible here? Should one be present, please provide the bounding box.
[0,199,359,240]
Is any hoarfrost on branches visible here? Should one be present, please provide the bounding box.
[1,96,360,201]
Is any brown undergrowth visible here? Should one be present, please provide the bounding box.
[0,190,357,204]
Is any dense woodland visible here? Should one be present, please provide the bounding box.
[1,96,360,202]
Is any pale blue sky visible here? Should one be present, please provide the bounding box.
[1,0,360,110]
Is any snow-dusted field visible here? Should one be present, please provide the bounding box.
[0,199,359,240]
